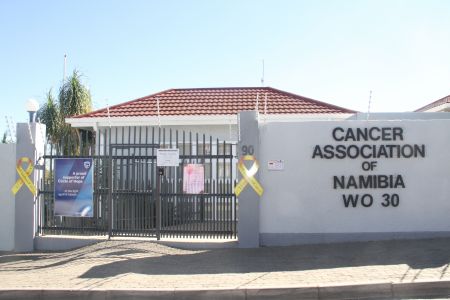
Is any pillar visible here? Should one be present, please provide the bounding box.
[14,122,46,252]
[237,111,261,248]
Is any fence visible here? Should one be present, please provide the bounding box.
[38,126,237,239]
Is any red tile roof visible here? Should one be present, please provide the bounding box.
[73,87,355,118]
[415,94,450,112]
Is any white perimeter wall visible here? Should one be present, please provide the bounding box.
[259,119,450,236]
[0,143,16,251]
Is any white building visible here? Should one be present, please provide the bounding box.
[66,87,356,142]
[65,87,356,182]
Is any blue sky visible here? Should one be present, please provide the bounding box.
[1,0,450,138]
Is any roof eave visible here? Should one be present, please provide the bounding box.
[416,102,450,112]
[66,113,354,128]
[66,115,239,128]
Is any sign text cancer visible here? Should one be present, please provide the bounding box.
[311,126,426,208]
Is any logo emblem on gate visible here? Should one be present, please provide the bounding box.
[84,161,91,169]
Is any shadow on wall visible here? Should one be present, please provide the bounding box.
[78,238,450,278]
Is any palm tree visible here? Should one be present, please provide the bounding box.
[59,70,92,118]
[38,70,92,154]
[38,90,61,144]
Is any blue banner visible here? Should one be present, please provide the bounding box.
[54,158,93,217]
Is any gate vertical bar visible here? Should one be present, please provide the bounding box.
[169,128,173,238]
[156,127,162,240]
[108,129,113,238]
[195,132,199,237]
[209,135,212,236]
[176,129,180,238]
[151,127,155,234]
[145,127,149,231]
[201,134,206,231]
[156,167,161,240]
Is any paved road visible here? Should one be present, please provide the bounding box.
[1,237,450,291]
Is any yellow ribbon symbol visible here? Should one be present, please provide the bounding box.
[11,157,37,196]
[235,155,264,197]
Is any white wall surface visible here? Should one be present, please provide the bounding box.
[97,124,237,145]
[259,120,450,234]
[0,143,16,250]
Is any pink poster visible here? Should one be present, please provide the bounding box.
[183,164,205,194]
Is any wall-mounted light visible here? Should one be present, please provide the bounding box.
[26,98,39,123]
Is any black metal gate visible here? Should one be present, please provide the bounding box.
[38,126,237,239]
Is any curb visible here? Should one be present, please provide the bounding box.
[1,280,450,299]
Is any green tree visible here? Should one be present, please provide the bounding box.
[38,70,92,153]
[59,70,92,119]
[38,89,61,144]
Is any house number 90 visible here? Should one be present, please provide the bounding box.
[241,145,254,155]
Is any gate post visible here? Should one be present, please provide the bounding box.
[237,111,261,248]
[14,122,46,252]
